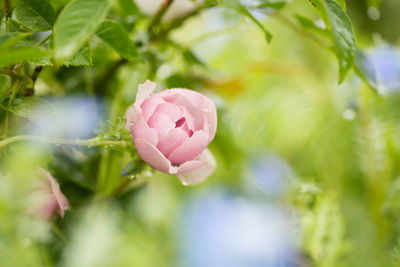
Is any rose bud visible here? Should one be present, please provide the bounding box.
[28,168,69,220]
[125,80,217,186]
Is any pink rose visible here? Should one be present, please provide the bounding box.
[125,80,217,185]
[28,168,69,220]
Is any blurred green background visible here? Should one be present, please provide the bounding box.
[1,0,400,266]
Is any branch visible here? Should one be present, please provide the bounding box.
[155,2,217,40]
[37,34,52,46]
[4,0,12,18]
[148,0,175,33]
[0,135,131,149]
[94,58,127,95]
[0,68,30,81]
[273,12,332,51]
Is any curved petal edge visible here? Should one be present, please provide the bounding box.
[135,138,178,174]
[177,149,216,186]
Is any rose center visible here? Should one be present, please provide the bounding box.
[175,118,185,127]
[174,117,194,137]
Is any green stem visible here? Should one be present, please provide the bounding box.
[3,80,21,137]
[51,223,67,244]
[273,12,332,51]
[155,2,217,40]
[37,34,52,46]
[0,69,30,81]
[0,135,131,149]
[188,26,242,46]
[148,0,175,33]
[94,58,127,95]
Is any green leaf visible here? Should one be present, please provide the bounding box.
[15,0,56,32]
[0,47,49,67]
[295,14,329,37]
[64,42,93,66]
[95,20,138,61]
[182,49,206,67]
[308,0,355,83]
[303,194,347,265]
[255,0,288,10]
[116,0,138,16]
[9,97,55,119]
[0,74,11,97]
[0,33,19,45]
[53,0,112,63]
[6,19,29,32]
[308,0,329,24]
[335,0,346,10]
[95,118,125,141]
[219,0,272,42]
[324,0,355,83]
[27,54,53,66]
[0,32,29,47]
[27,41,93,66]
[0,33,48,66]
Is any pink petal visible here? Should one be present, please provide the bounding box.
[180,120,193,137]
[124,105,136,130]
[38,168,69,218]
[171,95,202,129]
[177,149,216,186]
[167,130,207,165]
[180,107,196,132]
[205,108,217,143]
[36,194,59,220]
[167,89,210,107]
[178,160,205,174]
[140,95,165,121]
[135,138,178,174]
[131,114,158,146]
[202,116,212,143]
[135,80,156,107]
[157,128,189,157]
[161,89,217,142]
[147,112,174,137]
[154,102,182,122]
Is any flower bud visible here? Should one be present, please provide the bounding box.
[125,80,217,185]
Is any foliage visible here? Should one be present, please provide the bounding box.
[0,0,400,266]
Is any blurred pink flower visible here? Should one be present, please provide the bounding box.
[28,168,69,220]
[125,80,217,186]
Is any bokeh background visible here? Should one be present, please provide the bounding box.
[1,0,400,266]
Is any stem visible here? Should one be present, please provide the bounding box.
[94,58,127,95]
[3,80,21,137]
[32,66,43,83]
[0,135,131,149]
[51,223,67,244]
[0,69,30,81]
[148,0,175,33]
[156,2,217,40]
[23,66,43,96]
[4,0,12,18]
[273,12,332,51]
[188,26,242,46]
[37,34,52,46]
[111,178,131,197]
[97,148,111,194]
